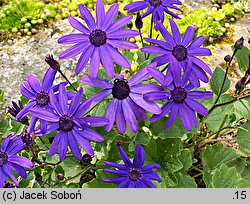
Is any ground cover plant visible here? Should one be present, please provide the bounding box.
[0,0,250,188]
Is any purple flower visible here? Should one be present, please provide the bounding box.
[144,68,213,130]
[16,68,57,134]
[103,144,161,188]
[141,19,212,87]
[124,0,182,26]
[30,83,109,161]
[80,64,162,134]
[58,0,139,78]
[8,100,28,125]
[0,133,34,188]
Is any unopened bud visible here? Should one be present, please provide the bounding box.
[21,130,33,146]
[4,182,15,188]
[235,74,248,94]
[234,37,244,50]
[82,154,92,165]
[135,12,143,30]
[127,21,133,29]
[35,173,42,181]
[224,55,231,62]
[116,140,124,147]
[45,55,60,71]
[57,173,64,180]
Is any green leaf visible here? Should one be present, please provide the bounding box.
[174,173,197,188]
[232,45,250,72]
[202,143,239,170]
[237,121,250,156]
[61,157,83,184]
[0,119,8,134]
[83,169,117,188]
[0,89,4,103]
[212,164,250,188]
[143,138,183,187]
[149,117,190,139]
[88,100,109,117]
[178,149,192,171]
[135,132,150,145]
[210,66,231,95]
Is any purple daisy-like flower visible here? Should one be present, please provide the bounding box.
[124,0,182,26]
[80,64,162,134]
[16,68,57,134]
[144,68,213,130]
[103,144,161,188]
[0,133,34,188]
[58,0,139,78]
[30,83,109,161]
[141,19,213,87]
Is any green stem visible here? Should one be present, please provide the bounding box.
[192,172,203,179]
[214,114,228,139]
[139,28,147,60]
[213,49,238,105]
[192,165,203,173]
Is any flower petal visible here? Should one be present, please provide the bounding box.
[122,98,138,133]
[105,99,119,132]
[59,42,88,60]
[58,33,89,44]
[100,45,114,78]
[115,100,126,134]
[30,107,60,122]
[103,3,118,30]
[82,116,109,127]
[106,16,133,33]
[41,68,56,92]
[129,93,161,114]
[118,146,133,168]
[78,4,96,30]
[165,104,179,130]
[133,144,145,168]
[67,16,90,34]
[107,39,138,50]
[96,0,105,28]
[8,155,34,169]
[73,130,94,156]
[69,87,83,115]
[68,131,82,160]
[75,44,94,75]
[89,47,101,78]
[182,26,195,47]
[107,44,130,68]
[80,76,113,89]
[188,91,213,100]
[124,1,148,12]
[185,98,208,116]
[107,30,139,39]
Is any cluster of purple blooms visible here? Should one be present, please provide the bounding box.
[1,0,213,188]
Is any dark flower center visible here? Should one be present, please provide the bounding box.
[128,168,142,181]
[171,86,187,103]
[148,0,162,8]
[112,79,130,100]
[59,114,75,132]
[36,91,50,106]
[89,29,107,47]
[0,151,8,167]
[172,45,188,61]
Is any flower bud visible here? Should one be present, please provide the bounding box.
[127,21,133,29]
[235,74,248,94]
[224,55,231,62]
[116,140,124,147]
[82,154,92,165]
[21,130,33,146]
[8,100,28,125]
[234,37,244,50]
[57,173,64,180]
[4,182,15,188]
[45,55,60,71]
[135,12,143,30]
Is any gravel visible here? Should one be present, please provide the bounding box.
[0,19,88,119]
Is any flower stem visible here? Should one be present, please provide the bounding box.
[213,49,238,105]
[139,28,147,60]
[146,16,154,60]
[58,69,78,92]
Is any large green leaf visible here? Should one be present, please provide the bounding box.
[237,120,250,156]
[210,66,231,95]
[202,143,239,170]
[143,138,183,187]
[232,45,250,72]
[212,164,250,187]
